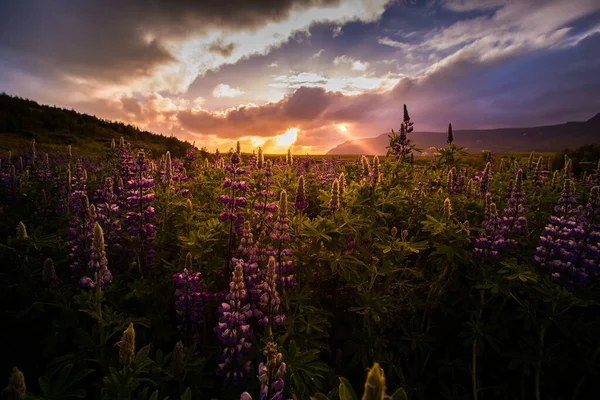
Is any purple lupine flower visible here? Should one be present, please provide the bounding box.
[215,260,253,385]
[221,152,249,245]
[68,193,95,274]
[237,221,261,302]
[294,175,308,210]
[255,256,285,330]
[502,169,528,235]
[124,151,156,269]
[531,157,544,188]
[258,342,286,400]
[447,123,454,144]
[186,146,197,163]
[269,190,294,287]
[372,155,381,184]
[36,153,53,182]
[447,168,456,194]
[473,196,511,259]
[329,179,340,212]
[248,150,258,170]
[118,138,134,183]
[479,162,492,196]
[95,177,123,265]
[79,222,113,289]
[361,156,371,181]
[173,253,205,343]
[533,182,599,289]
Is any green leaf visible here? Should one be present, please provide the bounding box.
[181,387,192,400]
[338,377,359,400]
[390,388,409,400]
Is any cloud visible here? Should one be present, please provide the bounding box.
[332,26,344,37]
[212,84,245,98]
[311,49,326,58]
[0,0,393,99]
[208,39,236,57]
[333,55,370,71]
[268,63,279,67]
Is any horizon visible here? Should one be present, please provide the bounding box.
[1,0,600,154]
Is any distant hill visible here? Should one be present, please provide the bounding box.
[0,93,191,157]
[327,113,600,155]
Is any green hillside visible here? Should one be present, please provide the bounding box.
[0,93,192,157]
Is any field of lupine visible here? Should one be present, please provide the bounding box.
[1,106,600,400]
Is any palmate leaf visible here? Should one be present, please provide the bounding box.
[282,340,330,398]
[29,364,94,400]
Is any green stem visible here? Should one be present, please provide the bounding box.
[534,326,546,400]
[96,284,106,367]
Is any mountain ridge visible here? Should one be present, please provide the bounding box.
[327,113,600,155]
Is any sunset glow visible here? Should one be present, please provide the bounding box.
[1,1,599,154]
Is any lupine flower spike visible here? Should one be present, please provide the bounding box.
[329,179,340,212]
[2,367,26,400]
[116,323,135,368]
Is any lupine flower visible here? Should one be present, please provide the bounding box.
[474,200,512,259]
[479,162,492,196]
[36,153,52,182]
[257,148,264,170]
[237,141,242,158]
[534,184,600,289]
[447,123,454,144]
[443,198,452,220]
[564,158,573,178]
[363,363,386,400]
[17,221,28,242]
[124,151,156,269]
[68,193,95,273]
[173,253,205,343]
[361,155,371,180]
[294,175,308,210]
[173,340,184,368]
[116,323,135,368]
[220,152,249,238]
[258,342,286,400]
[248,150,258,170]
[531,157,544,188]
[215,260,253,385]
[339,172,346,197]
[2,367,26,400]
[502,169,528,234]
[499,159,505,172]
[31,139,36,168]
[269,191,294,287]
[255,256,285,329]
[447,168,456,193]
[186,146,197,163]
[527,151,535,169]
[79,222,113,289]
[43,258,57,285]
[329,179,340,212]
[486,151,493,165]
[286,148,293,166]
[94,177,123,264]
[372,155,381,184]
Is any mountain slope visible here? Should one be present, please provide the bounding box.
[0,93,191,157]
[327,113,600,155]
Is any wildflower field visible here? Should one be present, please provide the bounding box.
[1,106,599,400]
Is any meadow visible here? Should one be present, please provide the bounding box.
[1,108,599,400]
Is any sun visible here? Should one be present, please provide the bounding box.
[336,123,348,133]
[274,128,299,150]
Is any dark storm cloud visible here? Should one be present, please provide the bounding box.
[0,0,341,83]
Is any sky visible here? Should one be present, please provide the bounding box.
[1,0,600,154]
